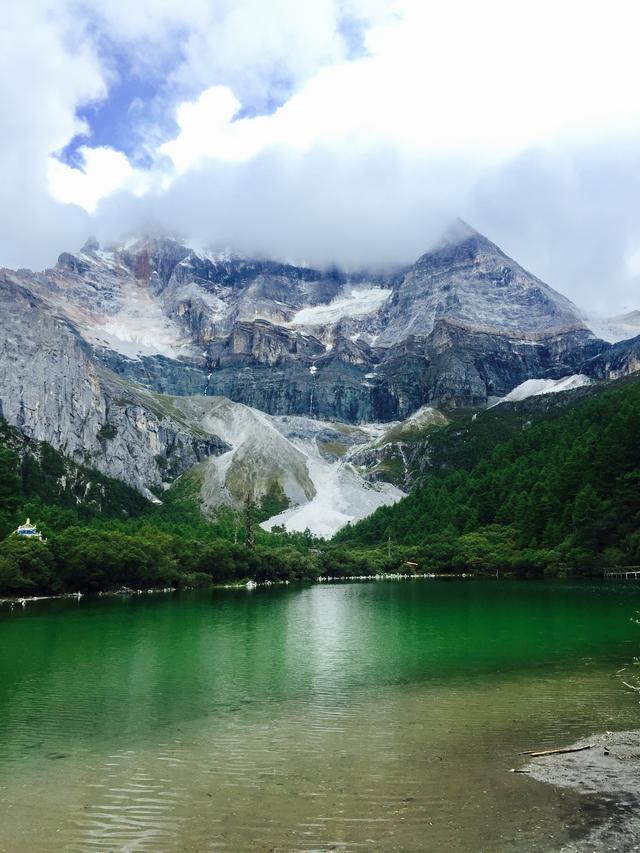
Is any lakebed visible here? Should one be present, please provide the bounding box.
[524,730,640,851]
[1,579,639,851]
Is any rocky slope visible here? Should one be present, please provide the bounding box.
[0,277,229,498]
[1,221,639,530]
[161,399,405,537]
[376,222,586,344]
[3,223,628,423]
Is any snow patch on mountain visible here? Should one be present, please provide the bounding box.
[290,287,391,326]
[586,311,640,343]
[168,397,404,536]
[261,460,403,538]
[264,413,405,536]
[260,441,404,538]
[83,285,188,358]
[491,374,592,406]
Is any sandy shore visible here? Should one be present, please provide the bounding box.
[522,730,640,851]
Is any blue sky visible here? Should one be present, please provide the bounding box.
[2,0,640,315]
[60,71,168,168]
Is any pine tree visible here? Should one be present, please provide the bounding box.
[244,491,256,550]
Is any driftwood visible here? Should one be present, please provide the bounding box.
[519,744,593,758]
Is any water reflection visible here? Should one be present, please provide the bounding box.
[0,580,639,850]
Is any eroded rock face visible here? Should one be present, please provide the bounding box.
[376,226,586,345]
[2,223,632,432]
[0,277,229,495]
[580,334,640,381]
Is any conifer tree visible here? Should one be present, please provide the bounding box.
[244,490,256,550]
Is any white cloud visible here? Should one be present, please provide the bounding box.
[625,249,640,279]
[159,0,640,178]
[2,0,640,314]
[74,0,396,104]
[168,0,388,105]
[57,0,640,216]
[0,2,106,267]
[49,147,140,212]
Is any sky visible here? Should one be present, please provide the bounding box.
[2,0,640,315]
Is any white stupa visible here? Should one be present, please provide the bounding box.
[14,518,45,541]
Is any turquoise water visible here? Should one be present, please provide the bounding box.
[1,579,639,851]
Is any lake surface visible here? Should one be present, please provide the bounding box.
[1,579,639,852]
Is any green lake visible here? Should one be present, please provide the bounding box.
[1,579,639,851]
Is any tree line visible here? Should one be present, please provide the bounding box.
[2,375,639,595]
[335,377,640,575]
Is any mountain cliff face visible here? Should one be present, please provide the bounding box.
[1,224,620,423]
[376,224,586,344]
[581,334,640,381]
[0,277,229,497]
[1,222,638,529]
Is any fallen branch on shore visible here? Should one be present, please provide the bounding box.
[519,745,593,758]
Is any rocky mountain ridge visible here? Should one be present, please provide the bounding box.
[0,277,229,498]
[4,223,630,422]
[1,222,639,532]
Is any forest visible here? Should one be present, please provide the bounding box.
[336,376,640,574]
[1,375,639,596]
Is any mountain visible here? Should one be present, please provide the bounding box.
[0,268,407,534]
[1,222,639,534]
[2,224,616,423]
[376,222,587,344]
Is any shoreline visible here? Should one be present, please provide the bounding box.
[0,572,632,609]
[0,572,446,607]
[0,572,627,609]
[520,729,640,850]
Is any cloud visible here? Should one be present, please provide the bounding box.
[467,141,640,315]
[0,0,394,267]
[1,0,640,315]
[72,0,395,107]
[0,2,105,268]
[48,146,143,212]
[86,135,640,319]
[92,145,464,268]
[155,0,640,174]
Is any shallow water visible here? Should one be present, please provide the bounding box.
[1,579,639,851]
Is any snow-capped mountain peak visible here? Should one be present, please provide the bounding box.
[0,222,611,427]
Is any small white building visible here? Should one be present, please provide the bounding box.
[14,518,45,541]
